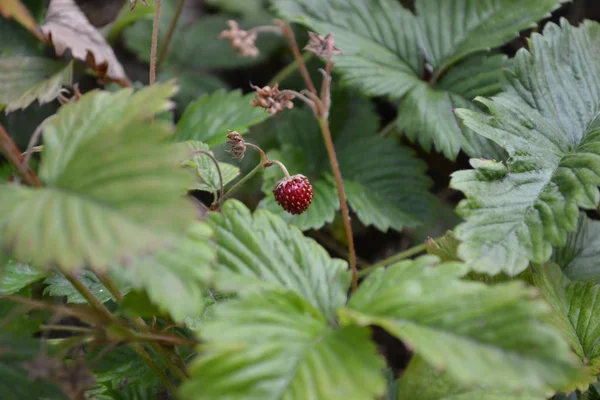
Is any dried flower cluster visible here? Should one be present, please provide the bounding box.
[219,20,259,58]
[226,130,247,161]
[304,32,342,58]
[250,83,294,114]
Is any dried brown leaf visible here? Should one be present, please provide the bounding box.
[0,0,46,41]
[40,0,130,87]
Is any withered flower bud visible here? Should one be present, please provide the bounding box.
[226,130,247,161]
[249,83,294,115]
[219,20,260,58]
[304,32,342,58]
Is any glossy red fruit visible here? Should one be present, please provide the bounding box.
[273,174,313,215]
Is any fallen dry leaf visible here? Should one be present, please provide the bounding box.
[40,0,130,87]
[0,0,46,41]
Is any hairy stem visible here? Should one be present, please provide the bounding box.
[191,149,224,209]
[24,115,54,166]
[131,343,178,393]
[157,0,185,72]
[269,52,314,87]
[359,242,428,277]
[222,161,263,200]
[266,159,291,179]
[277,20,358,291]
[149,0,162,87]
[318,118,358,290]
[277,20,317,95]
[0,124,42,186]
[65,272,116,323]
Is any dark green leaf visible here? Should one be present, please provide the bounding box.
[44,270,122,303]
[183,141,240,194]
[553,213,600,283]
[176,89,270,146]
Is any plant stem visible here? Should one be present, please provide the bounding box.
[358,242,428,277]
[94,272,123,301]
[65,272,116,323]
[377,120,398,138]
[267,159,290,179]
[131,343,178,393]
[318,118,357,291]
[149,0,161,87]
[40,324,96,334]
[277,20,358,291]
[268,52,314,87]
[222,161,263,200]
[0,123,42,186]
[191,149,224,209]
[276,20,317,95]
[156,0,185,72]
[24,115,54,166]
[134,332,197,347]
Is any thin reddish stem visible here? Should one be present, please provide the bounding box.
[276,20,317,95]
[0,123,42,186]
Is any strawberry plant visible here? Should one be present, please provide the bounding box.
[1,0,600,399]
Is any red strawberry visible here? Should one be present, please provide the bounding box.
[273,174,313,215]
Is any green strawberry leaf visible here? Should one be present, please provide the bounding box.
[342,256,582,392]
[272,0,561,159]
[0,260,46,294]
[0,83,195,270]
[206,199,350,319]
[259,93,435,232]
[181,289,386,400]
[183,141,240,194]
[108,222,215,323]
[397,355,551,400]
[415,0,567,72]
[43,270,125,304]
[532,263,600,391]
[0,57,72,112]
[451,20,600,275]
[553,213,600,283]
[176,89,271,146]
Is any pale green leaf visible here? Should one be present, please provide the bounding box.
[183,142,240,194]
[397,355,550,400]
[554,213,600,283]
[206,200,350,319]
[0,260,45,294]
[0,57,72,112]
[109,222,215,323]
[259,97,435,232]
[342,256,581,392]
[43,270,123,303]
[451,20,600,275]
[0,83,195,270]
[181,290,386,400]
[532,263,600,390]
[272,0,423,98]
[415,0,567,71]
[176,89,270,146]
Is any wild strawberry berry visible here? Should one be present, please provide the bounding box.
[273,174,313,215]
